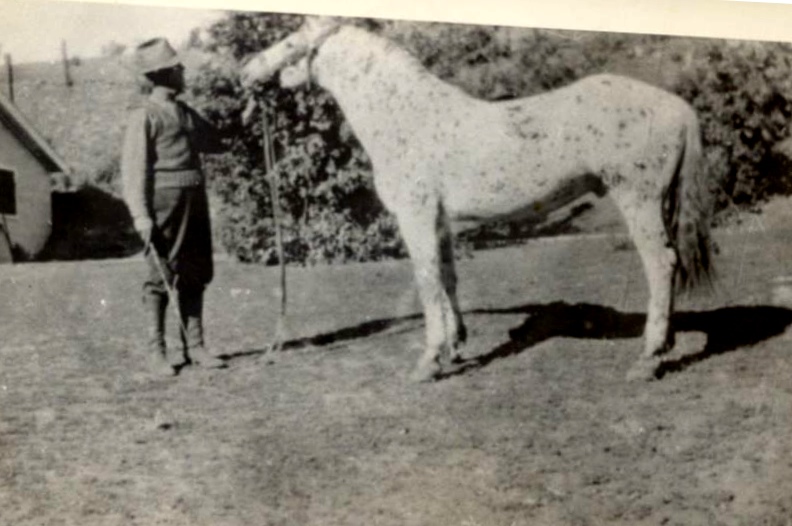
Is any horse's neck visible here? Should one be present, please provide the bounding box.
[315,28,444,93]
[312,27,473,137]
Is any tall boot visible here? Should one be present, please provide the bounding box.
[144,292,175,376]
[178,288,225,368]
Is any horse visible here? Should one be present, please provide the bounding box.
[241,17,715,383]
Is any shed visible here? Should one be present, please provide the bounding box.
[0,92,71,263]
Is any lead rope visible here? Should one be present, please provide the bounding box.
[261,103,288,352]
[146,240,190,345]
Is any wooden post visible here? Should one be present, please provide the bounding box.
[4,54,13,102]
[262,104,287,351]
[61,40,73,88]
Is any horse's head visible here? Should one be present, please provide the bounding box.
[241,16,341,89]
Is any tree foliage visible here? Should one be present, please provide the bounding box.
[191,12,792,264]
[676,40,792,212]
[193,12,403,264]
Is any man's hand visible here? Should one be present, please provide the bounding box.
[241,97,258,127]
[137,226,153,248]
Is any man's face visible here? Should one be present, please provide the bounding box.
[167,64,185,93]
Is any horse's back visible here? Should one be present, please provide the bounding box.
[508,74,691,125]
[495,73,697,167]
[561,74,690,110]
[437,74,698,222]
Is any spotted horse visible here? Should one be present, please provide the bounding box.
[241,17,715,382]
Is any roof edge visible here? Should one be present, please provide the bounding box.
[0,91,72,175]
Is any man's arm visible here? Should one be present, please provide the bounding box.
[121,108,154,239]
[185,104,228,154]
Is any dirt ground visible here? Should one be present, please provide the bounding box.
[2,230,792,526]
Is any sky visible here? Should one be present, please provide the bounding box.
[0,0,224,64]
[1,0,792,65]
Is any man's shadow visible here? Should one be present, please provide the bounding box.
[225,302,792,380]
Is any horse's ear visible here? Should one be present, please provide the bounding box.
[324,16,345,27]
[303,15,343,33]
[302,15,320,29]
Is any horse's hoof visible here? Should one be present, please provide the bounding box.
[673,332,708,356]
[626,358,660,382]
[409,361,442,383]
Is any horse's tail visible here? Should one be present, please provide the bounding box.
[666,107,716,293]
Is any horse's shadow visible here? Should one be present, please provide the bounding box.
[224,302,792,379]
[442,302,792,379]
[660,306,792,377]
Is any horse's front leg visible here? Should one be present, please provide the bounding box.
[396,205,461,382]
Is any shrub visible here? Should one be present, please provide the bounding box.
[194,12,405,265]
[194,14,624,264]
[192,13,792,264]
[676,40,792,211]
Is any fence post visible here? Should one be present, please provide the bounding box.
[4,54,13,102]
[61,40,73,88]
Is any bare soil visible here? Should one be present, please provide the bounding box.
[2,231,792,526]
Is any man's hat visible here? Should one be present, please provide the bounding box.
[132,38,181,75]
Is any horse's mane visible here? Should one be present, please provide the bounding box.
[344,27,429,72]
[330,26,471,100]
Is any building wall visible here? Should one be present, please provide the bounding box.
[0,122,52,262]
[0,223,11,261]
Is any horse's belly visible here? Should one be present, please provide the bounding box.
[445,171,602,224]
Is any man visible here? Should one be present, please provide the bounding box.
[122,37,225,375]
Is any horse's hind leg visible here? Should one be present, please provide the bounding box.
[396,204,463,382]
[613,189,678,381]
[439,210,467,363]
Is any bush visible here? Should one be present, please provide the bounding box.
[192,13,792,265]
[676,40,792,211]
[194,14,630,264]
[41,184,142,261]
[194,12,407,265]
